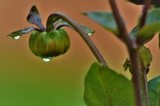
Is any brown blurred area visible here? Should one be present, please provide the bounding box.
[0,0,159,78]
[1,0,158,77]
[0,0,160,105]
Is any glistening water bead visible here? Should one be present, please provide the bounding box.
[14,36,20,40]
[42,57,51,62]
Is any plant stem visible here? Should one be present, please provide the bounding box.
[142,66,149,106]
[109,0,137,49]
[109,0,143,106]
[47,13,108,66]
[139,0,151,28]
[138,1,151,106]
[129,48,143,106]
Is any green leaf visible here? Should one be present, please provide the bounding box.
[139,46,152,68]
[148,76,160,106]
[129,26,139,40]
[7,27,36,39]
[138,8,160,44]
[84,63,135,106]
[83,12,118,35]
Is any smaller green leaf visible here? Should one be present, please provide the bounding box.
[8,27,36,39]
[139,46,152,68]
[84,63,135,106]
[138,24,160,44]
[138,8,160,44]
[129,26,139,40]
[83,12,118,35]
[148,76,160,106]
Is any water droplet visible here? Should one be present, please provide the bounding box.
[42,57,51,62]
[14,36,20,40]
[88,33,92,36]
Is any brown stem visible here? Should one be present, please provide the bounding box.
[109,0,137,49]
[109,0,143,106]
[47,12,108,66]
[139,0,151,28]
[129,48,143,106]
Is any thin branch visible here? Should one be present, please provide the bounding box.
[139,0,151,28]
[109,0,143,106]
[47,12,108,66]
[109,0,137,49]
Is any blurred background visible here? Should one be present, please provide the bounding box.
[0,0,160,106]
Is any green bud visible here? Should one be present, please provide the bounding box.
[29,29,70,59]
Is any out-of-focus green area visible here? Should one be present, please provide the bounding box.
[0,0,160,106]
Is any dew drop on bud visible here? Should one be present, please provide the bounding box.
[42,57,51,62]
[14,36,20,40]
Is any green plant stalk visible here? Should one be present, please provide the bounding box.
[140,57,149,106]
[138,0,151,106]
[109,0,143,106]
[47,12,108,66]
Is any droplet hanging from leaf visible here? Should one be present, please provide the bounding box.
[14,36,20,40]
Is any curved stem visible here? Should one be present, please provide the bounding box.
[47,12,108,66]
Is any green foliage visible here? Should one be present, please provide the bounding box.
[84,12,118,35]
[123,46,152,72]
[84,63,135,106]
[137,8,160,44]
[139,46,152,68]
[129,26,139,40]
[148,76,160,106]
